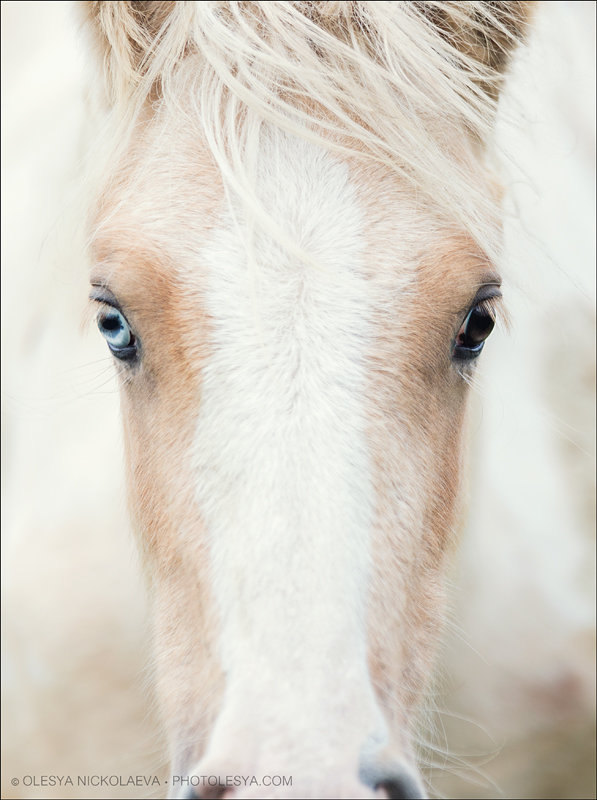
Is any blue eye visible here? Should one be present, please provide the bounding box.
[97,308,137,361]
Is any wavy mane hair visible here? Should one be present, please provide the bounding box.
[83,1,531,261]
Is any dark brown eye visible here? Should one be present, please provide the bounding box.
[452,302,495,361]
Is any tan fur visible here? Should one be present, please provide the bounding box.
[89,143,228,767]
[357,164,499,746]
[418,1,535,96]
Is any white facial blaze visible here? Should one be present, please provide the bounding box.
[192,131,383,767]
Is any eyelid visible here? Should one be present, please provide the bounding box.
[458,284,502,322]
[473,284,502,305]
[89,287,122,311]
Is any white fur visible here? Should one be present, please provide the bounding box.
[189,130,385,786]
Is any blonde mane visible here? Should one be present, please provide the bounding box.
[86,1,530,260]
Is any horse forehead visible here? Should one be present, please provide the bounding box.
[91,126,492,307]
[181,135,414,281]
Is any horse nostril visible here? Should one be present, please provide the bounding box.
[376,774,427,800]
[179,784,230,800]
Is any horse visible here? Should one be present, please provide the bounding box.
[78,3,533,798]
[4,2,594,799]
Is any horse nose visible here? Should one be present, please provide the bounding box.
[179,784,227,800]
[376,774,427,799]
